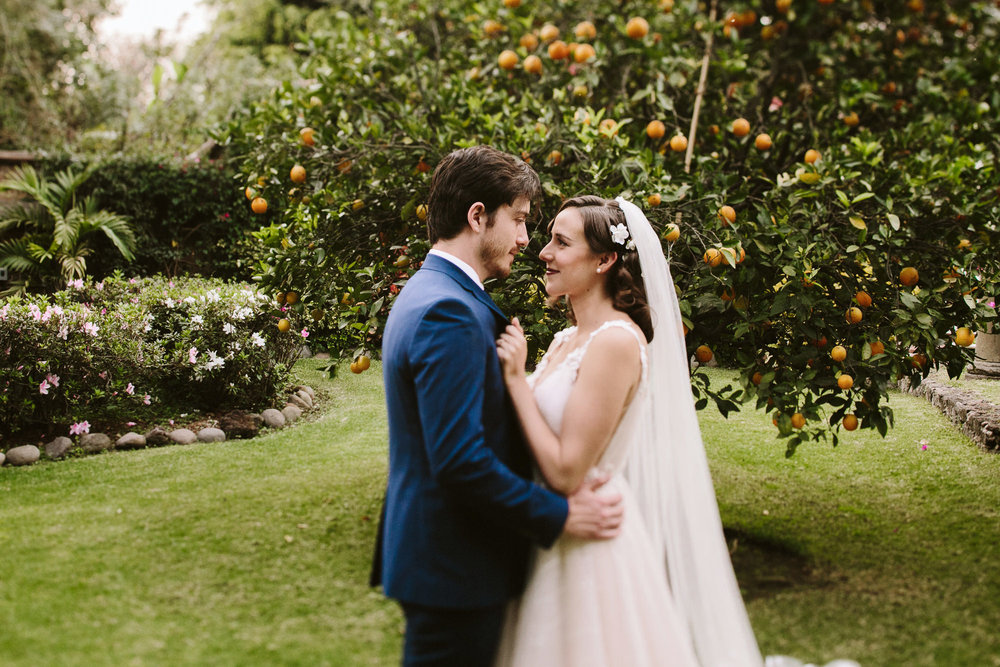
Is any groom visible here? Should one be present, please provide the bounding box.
[371,145,624,665]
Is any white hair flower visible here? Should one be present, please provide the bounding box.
[609,223,630,246]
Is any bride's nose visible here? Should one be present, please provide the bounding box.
[539,241,554,262]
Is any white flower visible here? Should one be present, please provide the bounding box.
[609,223,630,245]
[233,306,253,321]
[164,298,175,308]
[184,297,196,304]
[83,322,99,337]
[223,322,236,335]
[58,325,69,340]
[190,315,204,327]
[250,332,266,348]
[776,172,793,188]
[205,350,225,371]
[205,290,221,303]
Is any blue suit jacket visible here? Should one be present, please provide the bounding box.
[372,253,569,608]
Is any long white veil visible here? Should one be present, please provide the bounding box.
[616,197,764,667]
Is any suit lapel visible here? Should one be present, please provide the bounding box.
[420,254,510,325]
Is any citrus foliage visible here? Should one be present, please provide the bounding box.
[218,0,1000,451]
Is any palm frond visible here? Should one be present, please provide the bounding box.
[60,254,88,282]
[50,165,95,214]
[0,201,50,234]
[0,238,41,273]
[91,212,137,260]
[54,209,82,251]
[0,165,46,199]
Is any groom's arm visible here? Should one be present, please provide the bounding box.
[411,297,570,548]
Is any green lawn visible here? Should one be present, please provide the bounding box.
[1,361,998,666]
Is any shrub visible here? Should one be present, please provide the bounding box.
[35,156,262,281]
[0,274,302,439]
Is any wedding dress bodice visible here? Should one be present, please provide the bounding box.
[527,320,648,476]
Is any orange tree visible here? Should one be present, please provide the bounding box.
[215,0,999,452]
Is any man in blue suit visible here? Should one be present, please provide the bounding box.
[372,146,624,665]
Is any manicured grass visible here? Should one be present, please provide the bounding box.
[2,361,998,665]
[930,366,1000,405]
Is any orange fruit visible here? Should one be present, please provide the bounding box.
[484,20,505,37]
[732,118,751,137]
[599,118,618,136]
[336,159,353,174]
[776,0,792,12]
[351,199,365,211]
[870,341,885,356]
[310,308,325,321]
[416,204,428,221]
[752,371,763,385]
[394,256,411,268]
[718,205,736,225]
[572,84,589,98]
[356,354,371,371]
[664,223,680,242]
[503,0,521,7]
[519,33,538,50]
[846,307,863,324]
[899,266,919,286]
[703,248,723,267]
[251,197,268,214]
[548,150,563,165]
[275,292,287,305]
[791,413,806,429]
[285,291,300,305]
[737,247,747,263]
[755,133,773,150]
[646,120,666,140]
[277,318,291,333]
[804,149,821,164]
[831,345,847,362]
[498,50,519,69]
[290,164,306,183]
[911,352,929,369]
[843,414,859,431]
[954,327,975,347]
[548,40,569,60]
[838,374,854,390]
[523,54,542,74]
[299,127,316,146]
[244,186,255,200]
[669,134,688,152]
[539,24,560,41]
[695,345,714,363]
[626,17,650,39]
[843,111,860,126]
[647,193,662,207]
[855,290,872,308]
[573,43,596,63]
[574,20,597,40]
[956,238,972,250]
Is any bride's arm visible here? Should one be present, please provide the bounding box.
[497,320,641,495]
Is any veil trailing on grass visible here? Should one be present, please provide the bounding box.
[616,196,764,666]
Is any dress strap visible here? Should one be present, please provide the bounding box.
[528,326,577,385]
[568,320,648,385]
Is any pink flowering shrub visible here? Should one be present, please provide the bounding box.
[0,274,300,438]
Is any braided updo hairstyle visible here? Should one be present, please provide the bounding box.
[554,195,654,342]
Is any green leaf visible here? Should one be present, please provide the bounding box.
[887,214,901,231]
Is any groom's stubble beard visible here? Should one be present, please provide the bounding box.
[479,217,517,281]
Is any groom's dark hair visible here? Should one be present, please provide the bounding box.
[426,145,541,244]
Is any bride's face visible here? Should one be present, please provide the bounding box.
[539,208,602,298]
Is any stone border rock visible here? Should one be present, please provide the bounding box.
[1,385,318,467]
[897,377,1000,452]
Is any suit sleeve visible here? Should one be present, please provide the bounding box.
[410,297,568,548]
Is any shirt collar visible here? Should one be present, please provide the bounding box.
[427,248,484,290]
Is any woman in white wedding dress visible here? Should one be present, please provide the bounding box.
[493,196,763,667]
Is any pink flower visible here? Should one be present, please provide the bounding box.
[70,421,90,435]
[99,371,108,379]
[188,347,198,363]
[143,394,151,405]
[96,282,104,291]
[301,329,309,338]
[129,278,137,284]
[39,379,50,395]
[921,444,929,451]
[46,373,60,387]
[768,96,784,112]
[125,383,135,395]
[127,421,136,426]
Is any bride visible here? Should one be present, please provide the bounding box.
[493,195,763,666]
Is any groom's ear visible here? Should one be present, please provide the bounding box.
[466,202,486,232]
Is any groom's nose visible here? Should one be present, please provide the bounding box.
[516,221,529,249]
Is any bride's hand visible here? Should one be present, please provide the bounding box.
[496,317,527,381]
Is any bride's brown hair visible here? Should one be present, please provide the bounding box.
[551,195,654,342]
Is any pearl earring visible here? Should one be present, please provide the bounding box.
[596,268,602,274]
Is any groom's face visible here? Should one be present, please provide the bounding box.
[479,196,530,280]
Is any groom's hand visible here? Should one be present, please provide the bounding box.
[562,476,624,540]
